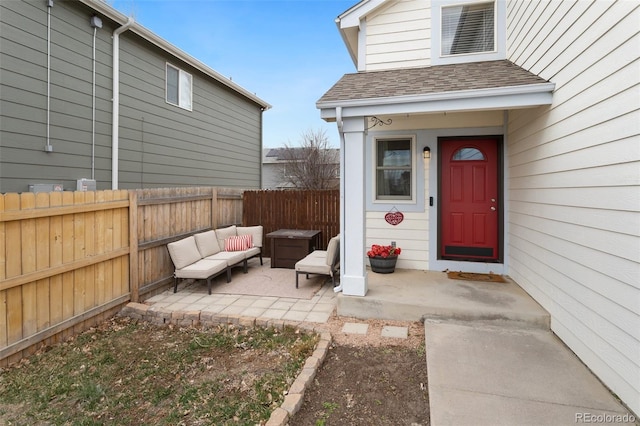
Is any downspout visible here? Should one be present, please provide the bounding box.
[44,0,54,153]
[111,17,134,189]
[92,25,97,179]
[334,106,345,293]
[90,16,102,180]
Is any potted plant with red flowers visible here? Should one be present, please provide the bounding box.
[367,243,401,273]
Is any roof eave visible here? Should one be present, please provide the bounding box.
[337,0,390,28]
[336,0,393,69]
[336,18,358,67]
[317,82,556,120]
[79,0,271,110]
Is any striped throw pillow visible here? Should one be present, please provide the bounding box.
[225,235,252,251]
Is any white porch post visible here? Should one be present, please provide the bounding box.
[340,116,368,296]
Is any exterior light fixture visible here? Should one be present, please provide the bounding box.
[423,146,431,159]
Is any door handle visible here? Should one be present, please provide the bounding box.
[490,206,496,211]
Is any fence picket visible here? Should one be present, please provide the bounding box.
[0,196,6,351]
[48,192,63,333]
[35,193,51,334]
[4,194,23,350]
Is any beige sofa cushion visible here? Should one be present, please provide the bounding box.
[295,255,330,275]
[243,246,261,259]
[174,259,227,279]
[295,234,340,275]
[325,235,340,266]
[237,226,263,248]
[167,236,202,270]
[215,225,237,249]
[307,250,326,258]
[194,230,221,257]
[205,250,245,266]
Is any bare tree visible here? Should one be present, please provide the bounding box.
[280,129,340,190]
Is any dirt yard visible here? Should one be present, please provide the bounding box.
[0,315,429,425]
[290,316,430,425]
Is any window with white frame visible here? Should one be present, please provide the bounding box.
[441,1,495,56]
[375,138,413,201]
[166,63,192,110]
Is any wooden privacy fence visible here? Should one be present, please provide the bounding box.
[243,190,340,256]
[0,187,337,365]
[0,187,244,366]
[0,190,131,365]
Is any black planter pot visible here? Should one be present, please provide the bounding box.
[369,255,398,273]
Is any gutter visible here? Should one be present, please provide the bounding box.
[78,0,270,110]
[111,17,134,190]
[317,82,556,111]
[317,82,556,120]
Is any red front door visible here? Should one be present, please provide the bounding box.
[440,138,500,261]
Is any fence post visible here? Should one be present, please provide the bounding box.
[211,187,218,229]
[128,191,139,302]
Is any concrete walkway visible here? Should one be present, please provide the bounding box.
[425,321,636,426]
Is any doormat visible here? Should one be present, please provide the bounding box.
[447,271,506,283]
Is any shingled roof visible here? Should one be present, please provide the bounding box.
[317,60,549,104]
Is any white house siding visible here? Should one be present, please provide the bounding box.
[366,156,430,270]
[365,0,431,71]
[506,0,640,415]
[262,163,284,189]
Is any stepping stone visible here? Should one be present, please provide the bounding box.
[342,322,369,335]
[381,325,408,339]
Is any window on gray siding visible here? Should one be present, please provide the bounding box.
[375,138,412,200]
[166,63,192,110]
[441,2,495,56]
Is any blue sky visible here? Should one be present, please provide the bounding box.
[110,0,356,148]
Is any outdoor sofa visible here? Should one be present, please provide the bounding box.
[167,225,263,294]
[294,234,340,288]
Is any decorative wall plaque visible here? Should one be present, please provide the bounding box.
[384,208,404,226]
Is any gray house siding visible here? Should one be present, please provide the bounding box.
[1,0,114,193]
[116,35,263,189]
[0,0,267,193]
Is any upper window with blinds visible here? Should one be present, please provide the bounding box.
[441,2,495,56]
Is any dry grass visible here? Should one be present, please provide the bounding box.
[0,316,318,426]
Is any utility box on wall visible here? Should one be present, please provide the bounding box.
[76,179,96,191]
[28,183,63,193]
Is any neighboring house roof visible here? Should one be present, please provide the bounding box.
[318,60,548,103]
[263,148,339,162]
[80,0,271,110]
[262,148,340,190]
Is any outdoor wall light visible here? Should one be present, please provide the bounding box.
[423,146,431,159]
